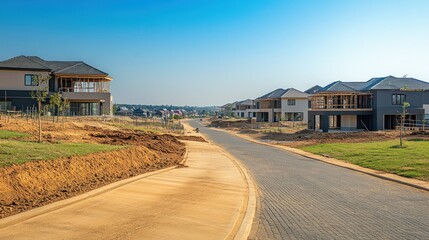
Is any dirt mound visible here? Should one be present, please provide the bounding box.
[252,130,400,147]
[175,135,207,142]
[0,144,185,219]
[0,117,187,219]
[209,119,250,128]
[89,130,185,154]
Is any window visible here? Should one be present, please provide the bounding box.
[24,74,38,86]
[392,94,405,105]
[285,112,303,121]
[287,99,296,106]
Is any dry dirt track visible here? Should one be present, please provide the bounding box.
[0,140,248,240]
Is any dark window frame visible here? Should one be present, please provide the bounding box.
[392,94,405,105]
[24,74,38,86]
[285,112,303,121]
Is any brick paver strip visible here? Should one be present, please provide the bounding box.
[188,121,429,240]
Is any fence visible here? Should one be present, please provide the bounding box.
[0,111,184,134]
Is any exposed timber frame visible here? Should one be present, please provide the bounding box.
[57,75,111,93]
[310,92,373,110]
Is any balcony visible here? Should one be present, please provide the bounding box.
[310,93,372,110]
[57,76,110,93]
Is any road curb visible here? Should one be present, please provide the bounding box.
[212,127,429,193]
[0,153,190,229]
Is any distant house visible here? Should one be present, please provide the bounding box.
[232,99,256,118]
[0,55,113,115]
[116,106,133,116]
[133,108,151,117]
[254,88,285,122]
[254,88,309,122]
[308,76,429,132]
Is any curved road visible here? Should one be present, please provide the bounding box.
[189,120,429,240]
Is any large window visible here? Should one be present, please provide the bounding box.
[392,94,405,105]
[24,74,38,86]
[287,99,296,106]
[285,112,303,121]
[69,102,100,116]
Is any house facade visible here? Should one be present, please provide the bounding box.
[254,88,309,122]
[232,99,256,118]
[254,88,284,122]
[280,88,310,122]
[0,56,112,115]
[308,76,429,132]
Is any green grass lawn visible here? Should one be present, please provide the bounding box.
[0,130,29,139]
[301,139,429,181]
[0,140,124,167]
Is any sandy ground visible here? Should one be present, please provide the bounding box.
[0,139,248,240]
[0,118,186,218]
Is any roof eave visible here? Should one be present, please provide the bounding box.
[0,67,51,72]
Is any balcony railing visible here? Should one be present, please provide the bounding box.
[310,93,372,110]
[59,82,110,93]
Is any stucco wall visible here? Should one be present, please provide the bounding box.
[0,70,49,90]
[281,98,308,122]
[372,90,429,130]
[62,92,112,115]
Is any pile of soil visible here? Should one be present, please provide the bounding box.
[209,119,250,128]
[175,135,207,142]
[0,145,184,218]
[239,129,403,147]
[0,118,186,219]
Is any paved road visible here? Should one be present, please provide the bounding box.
[188,120,429,240]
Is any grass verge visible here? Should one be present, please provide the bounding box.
[0,140,124,167]
[0,130,29,139]
[301,140,429,181]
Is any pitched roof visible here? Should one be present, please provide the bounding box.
[305,85,323,94]
[319,76,429,93]
[281,88,309,98]
[256,88,287,100]
[0,55,108,76]
[0,55,50,71]
[237,99,254,106]
[320,81,364,92]
[361,76,429,90]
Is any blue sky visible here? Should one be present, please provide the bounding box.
[1,0,429,105]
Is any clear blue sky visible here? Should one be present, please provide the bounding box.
[1,0,429,106]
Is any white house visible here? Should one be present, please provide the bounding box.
[232,99,256,118]
[280,88,309,122]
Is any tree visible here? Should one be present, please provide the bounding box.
[30,74,49,143]
[49,92,62,122]
[399,101,410,147]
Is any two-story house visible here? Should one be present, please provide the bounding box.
[254,88,285,122]
[280,88,310,122]
[0,55,112,115]
[254,88,309,122]
[308,76,429,132]
[232,99,256,118]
